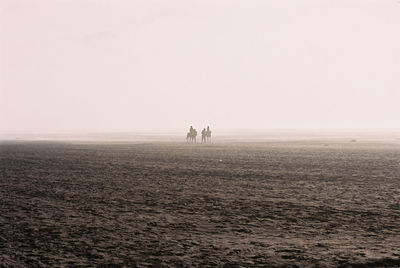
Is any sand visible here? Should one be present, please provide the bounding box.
[1,140,399,267]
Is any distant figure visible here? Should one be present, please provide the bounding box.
[186,126,197,143]
[206,126,212,143]
[201,128,206,143]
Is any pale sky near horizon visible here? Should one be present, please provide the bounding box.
[1,0,400,133]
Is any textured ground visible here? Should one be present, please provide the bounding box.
[1,141,399,267]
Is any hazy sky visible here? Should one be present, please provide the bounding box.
[1,0,400,133]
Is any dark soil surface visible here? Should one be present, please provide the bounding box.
[1,141,399,267]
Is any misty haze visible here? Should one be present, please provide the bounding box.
[1,0,400,267]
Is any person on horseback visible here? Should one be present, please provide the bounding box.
[187,126,197,143]
[206,126,212,142]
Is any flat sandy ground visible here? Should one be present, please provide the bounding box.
[1,140,399,267]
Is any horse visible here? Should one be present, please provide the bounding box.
[206,129,211,142]
[201,128,207,143]
[186,129,197,143]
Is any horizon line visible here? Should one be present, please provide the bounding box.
[1,128,399,136]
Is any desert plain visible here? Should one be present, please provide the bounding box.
[1,137,399,267]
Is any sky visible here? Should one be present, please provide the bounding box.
[1,0,400,133]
